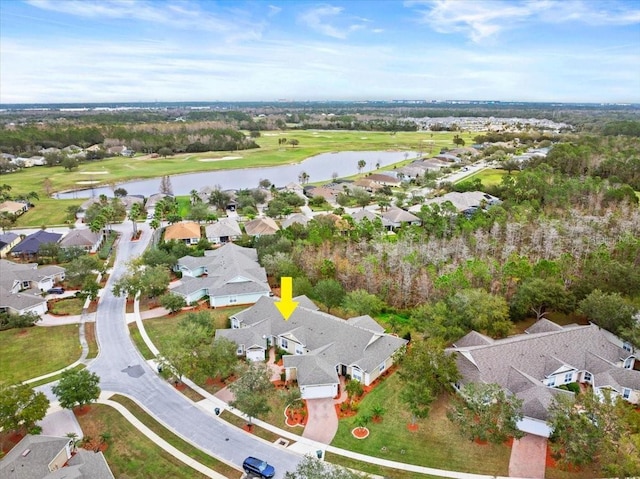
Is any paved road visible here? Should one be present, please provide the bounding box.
[77,222,301,478]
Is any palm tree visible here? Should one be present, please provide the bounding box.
[129,203,141,235]
[357,160,366,174]
[190,189,201,205]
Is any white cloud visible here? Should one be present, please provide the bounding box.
[268,5,282,16]
[298,4,374,39]
[406,0,640,42]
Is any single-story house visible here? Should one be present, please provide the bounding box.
[10,231,63,257]
[164,221,201,245]
[171,243,271,308]
[0,434,114,479]
[205,218,242,244]
[380,207,421,229]
[363,173,402,187]
[1,258,66,293]
[145,193,172,218]
[410,191,501,216]
[58,228,103,253]
[448,320,640,437]
[120,195,144,212]
[217,296,407,399]
[0,200,29,216]
[281,213,311,229]
[0,232,20,257]
[244,217,279,237]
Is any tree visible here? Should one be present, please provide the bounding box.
[0,383,49,434]
[288,138,299,148]
[311,279,345,314]
[351,186,371,209]
[208,337,239,380]
[159,175,173,195]
[578,290,636,336]
[342,289,385,316]
[357,159,366,174]
[500,158,521,174]
[188,202,210,222]
[284,455,364,479]
[447,383,524,444]
[208,186,231,211]
[510,278,573,321]
[549,390,640,475]
[0,311,42,331]
[65,254,101,288]
[453,134,465,147]
[158,147,173,158]
[229,362,273,425]
[113,187,128,197]
[129,202,142,235]
[61,157,79,171]
[159,293,186,314]
[52,369,101,410]
[112,264,170,299]
[398,339,459,424]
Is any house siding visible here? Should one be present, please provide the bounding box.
[210,292,268,308]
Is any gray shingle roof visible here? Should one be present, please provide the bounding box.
[205,218,241,239]
[221,296,406,388]
[59,229,101,248]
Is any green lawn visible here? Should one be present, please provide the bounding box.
[0,325,81,383]
[458,167,516,187]
[128,322,156,360]
[144,307,242,351]
[74,403,213,479]
[331,373,511,476]
[325,454,444,479]
[49,297,84,315]
[4,130,478,226]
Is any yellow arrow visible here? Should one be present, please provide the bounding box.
[275,277,298,321]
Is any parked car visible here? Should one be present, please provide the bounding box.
[242,456,275,479]
[47,287,65,294]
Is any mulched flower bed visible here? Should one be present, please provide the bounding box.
[352,427,369,439]
[285,403,308,427]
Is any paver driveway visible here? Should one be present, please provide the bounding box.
[509,434,547,479]
[303,398,338,444]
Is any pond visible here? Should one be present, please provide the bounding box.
[56,150,418,199]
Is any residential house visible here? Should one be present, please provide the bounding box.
[58,228,103,253]
[10,231,63,258]
[0,232,20,257]
[217,296,407,399]
[164,221,201,245]
[171,243,271,308]
[0,259,65,315]
[410,191,501,216]
[119,195,144,212]
[244,217,279,237]
[145,193,172,218]
[0,434,114,479]
[350,209,391,229]
[362,173,402,187]
[448,321,640,437]
[380,207,421,229]
[205,218,242,244]
[15,156,46,167]
[281,213,311,229]
[0,200,29,216]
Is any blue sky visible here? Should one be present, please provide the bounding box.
[1,0,639,104]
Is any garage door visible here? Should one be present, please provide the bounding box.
[301,384,337,400]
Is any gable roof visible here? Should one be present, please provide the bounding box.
[0,200,28,215]
[222,296,407,387]
[381,207,421,224]
[205,218,241,238]
[10,231,63,254]
[164,221,201,241]
[59,229,101,248]
[413,191,501,213]
[281,213,311,229]
[449,323,639,420]
[244,217,279,236]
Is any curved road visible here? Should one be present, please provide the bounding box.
[87,223,302,478]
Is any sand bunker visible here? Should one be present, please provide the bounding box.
[79,171,109,174]
[76,180,101,184]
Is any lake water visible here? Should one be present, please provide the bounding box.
[57,150,418,199]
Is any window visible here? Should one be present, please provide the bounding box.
[352,368,362,382]
[623,388,631,399]
[295,345,304,355]
[623,342,632,353]
[564,372,573,384]
[379,362,386,372]
[229,296,237,304]
[583,371,592,382]
[280,338,288,349]
[624,358,633,369]
[236,346,244,355]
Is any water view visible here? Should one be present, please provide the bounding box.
[57,150,418,199]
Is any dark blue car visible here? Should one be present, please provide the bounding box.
[242,456,275,478]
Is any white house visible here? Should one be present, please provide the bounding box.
[448,320,640,437]
[171,243,271,308]
[217,296,407,400]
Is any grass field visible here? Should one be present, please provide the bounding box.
[0,324,81,383]
[458,167,515,187]
[75,403,214,479]
[48,297,84,315]
[5,130,477,226]
[331,373,511,476]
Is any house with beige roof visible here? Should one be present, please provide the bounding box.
[0,200,29,216]
[244,217,279,237]
[59,229,103,253]
[205,217,242,244]
[380,207,421,229]
[410,191,501,216]
[448,320,640,437]
[171,243,271,308]
[217,296,407,400]
[164,221,201,244]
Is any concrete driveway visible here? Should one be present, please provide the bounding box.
[509,434,547,479]
[302,398,338,444]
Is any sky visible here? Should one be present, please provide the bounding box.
[1,0,639,104]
